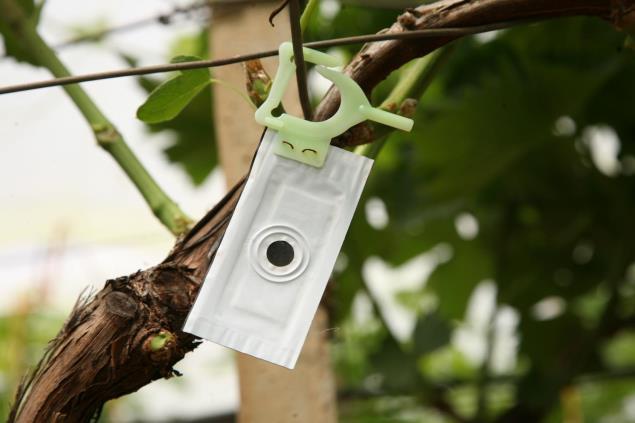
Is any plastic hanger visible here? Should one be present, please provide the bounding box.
[255,42,414,167]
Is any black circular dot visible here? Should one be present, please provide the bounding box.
[266,240,294,267]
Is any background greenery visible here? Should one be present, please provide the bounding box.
[1,1,634,422]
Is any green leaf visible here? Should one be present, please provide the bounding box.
[412,312,452,356]
[146,84,217,185]
[128,49,218,185]
[136,55,211,124]
[578,379,635,422]
[369,334,421,392]
[426,239,494,320]
[601,330,635,369]
[418,346,478,383]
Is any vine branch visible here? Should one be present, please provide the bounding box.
[0,0,192,235]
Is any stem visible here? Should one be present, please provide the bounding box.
[474,314,495,422]
[355,45,454,159]
[300,0,319,33]
[0,0,191,235]
[289,0,312,119]
[381,56,431,109]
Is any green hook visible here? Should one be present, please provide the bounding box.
[255,42,414,167]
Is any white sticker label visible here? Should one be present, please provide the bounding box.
[184,130,373,368]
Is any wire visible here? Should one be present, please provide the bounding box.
[0,20,522,95]
[288,0,312,120]
[0,2,212,62]
[54,3,211,49]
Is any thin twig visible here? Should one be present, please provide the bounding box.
[355,45,455,157]
[0,0,192,235]
[299,0,319,32]
[288,0,312,119]
[0,1,212,62]
[55,3,211,49]
[269,0,289,26]
[0,20,526,95]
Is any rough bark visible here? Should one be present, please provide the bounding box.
[210,1,302,185]
[9,179,245,422]
[9,0,634,421]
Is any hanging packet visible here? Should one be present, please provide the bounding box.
[184,42,413,368]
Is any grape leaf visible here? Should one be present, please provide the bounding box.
[126,48,217,186]
[136,55,211,124]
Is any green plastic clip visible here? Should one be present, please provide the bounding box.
[255,42,414,168]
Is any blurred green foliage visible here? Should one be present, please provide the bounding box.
[0,307,67,420]
[308,4,635,422]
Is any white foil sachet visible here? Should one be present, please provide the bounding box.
[184,130,373,368]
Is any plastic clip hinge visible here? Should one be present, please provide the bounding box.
[255,42,414,168]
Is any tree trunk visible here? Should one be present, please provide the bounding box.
[9,1,632,421]
[209,3,336,422]
[210,1,303,185]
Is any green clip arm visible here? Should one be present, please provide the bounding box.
[255,42,414,167]
[255,42,338,129]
